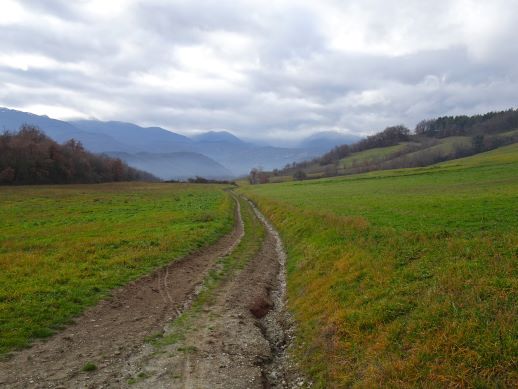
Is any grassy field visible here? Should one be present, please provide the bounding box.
[400,136,471,163]
[339,143,408,169]
[0,182,234,354]
[337,137,471,173]
[240,144,518,387]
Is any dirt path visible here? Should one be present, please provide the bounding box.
[0,195,307,388]
[0,197,244,388]
[121,197,308,389]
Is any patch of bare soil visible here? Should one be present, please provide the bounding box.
[0,198,244,388]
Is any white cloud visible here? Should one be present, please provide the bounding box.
[0,0,26,25]
[20,104,90,120]
[0,0,517,140]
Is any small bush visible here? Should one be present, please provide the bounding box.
[82,362,97,372]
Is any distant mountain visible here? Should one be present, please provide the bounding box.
[107,152,232,181]
[193,130,244,144]
[299,131,361,153]
[72,120,192,153]
[0,107,316,177]
[70,120,314,175]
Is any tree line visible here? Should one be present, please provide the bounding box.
[415,109,518,138]
[0,125,157,185]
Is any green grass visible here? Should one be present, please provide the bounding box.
[338,137,470,172]
[500,128,518,136]
[340,143,409,168]
[0,182,234,354]
[439,135,471,148]
[82,362,97,372]
[401,136,471,162]
[240,144,518,387]
[440,142,518,168]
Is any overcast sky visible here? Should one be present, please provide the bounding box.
[1,0,518,142]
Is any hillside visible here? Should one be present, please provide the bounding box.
[0,125,156,185]
[70,120,326,175]
[269,109,518,182]
[240,144,518,387]
[3,1,518,387]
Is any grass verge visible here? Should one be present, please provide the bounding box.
[240,145,518,387]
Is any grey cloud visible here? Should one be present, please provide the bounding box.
[20,0,85,21]
[1,0,518,142]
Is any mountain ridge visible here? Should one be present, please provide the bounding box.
[192,130,244,144]
[0,108,329,177]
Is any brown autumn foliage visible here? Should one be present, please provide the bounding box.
[0,125,157,185]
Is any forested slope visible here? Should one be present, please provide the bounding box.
[0,125,156,185]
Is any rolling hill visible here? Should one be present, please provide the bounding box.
[267,109,518,182]
[192,130,244,144]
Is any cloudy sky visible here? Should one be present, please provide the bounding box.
[1,0,518,143]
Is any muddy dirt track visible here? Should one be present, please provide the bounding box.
[0,195,307,388]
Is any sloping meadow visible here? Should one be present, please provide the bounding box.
[240,145,518,388]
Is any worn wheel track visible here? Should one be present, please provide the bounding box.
[124,195,308,389]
